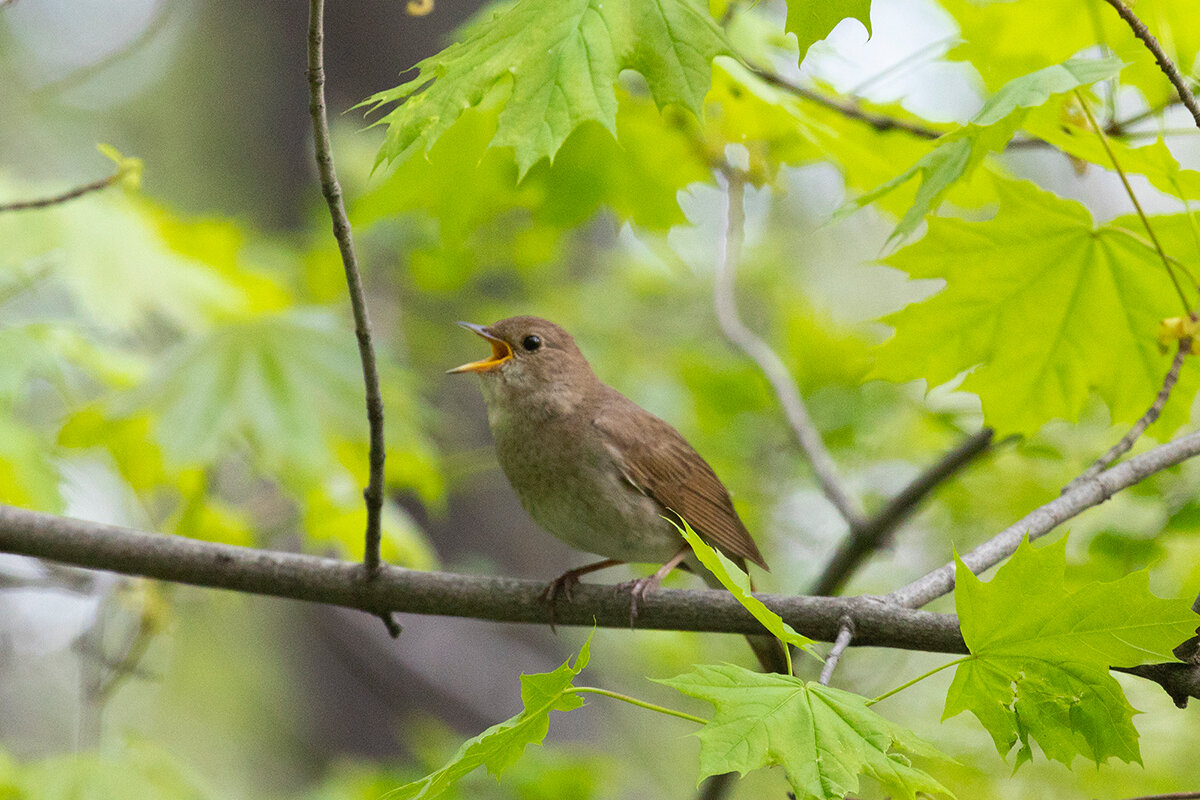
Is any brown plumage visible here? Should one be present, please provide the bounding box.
[449,315,784,673]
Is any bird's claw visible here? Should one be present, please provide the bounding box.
[540,571,583,633]
[615,576,660,628]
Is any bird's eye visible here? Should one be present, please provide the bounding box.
[522,334,542,352]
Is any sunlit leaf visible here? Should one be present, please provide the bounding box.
[660,665,952,800]
[946,536,1199,767]
[364,0,731,175]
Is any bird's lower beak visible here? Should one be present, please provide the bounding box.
[447,321,514,374]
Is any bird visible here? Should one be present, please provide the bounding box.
[448,315,786,673]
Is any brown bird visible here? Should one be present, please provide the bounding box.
[449,315,785,673]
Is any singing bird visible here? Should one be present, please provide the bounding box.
[449,316,784,672]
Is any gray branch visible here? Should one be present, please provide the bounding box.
[886,428,1200,608]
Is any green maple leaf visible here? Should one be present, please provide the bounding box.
[945,536,1198,767]
[872,175,1187,436]
[676,520,817,659]
[387,637,591,800]
[847,56,1124,239]
[784,0,872,64]
[659,665,952,800]
[364,0,731,176]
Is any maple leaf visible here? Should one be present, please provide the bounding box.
[945,536,1198,767]
[660,666,952,800]
[364,0,731,176]
[872,175,1190,436]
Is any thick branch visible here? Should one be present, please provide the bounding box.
[1,504,1194,703]
[1100,0,1200,131]
[0,504,960,652]
[306,0,387,575]
[714,169,865,528]
[886,428,1200,608]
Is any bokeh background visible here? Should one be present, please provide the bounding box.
[2,0,1199,797]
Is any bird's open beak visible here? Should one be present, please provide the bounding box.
[447,321,514,374]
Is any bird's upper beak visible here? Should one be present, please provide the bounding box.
[447,321,514,374]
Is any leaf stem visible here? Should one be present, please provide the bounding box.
[865,656,972,706]
[569,687,707,725]
[1074,89,1194,313]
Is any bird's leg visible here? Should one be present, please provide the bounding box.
[618,547,690,625]
[541,558,625,632]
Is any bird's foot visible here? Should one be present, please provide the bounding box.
[540,570,584,633]
[615,575,663,627]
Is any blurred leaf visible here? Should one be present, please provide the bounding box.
[873,176,1192,436]
[128,309,367,476]
[9,739,213,800]
[940,0,1200,109]
[847,56,1124,239]
[364,0,731,175]
[387,636,592,799]
[302,479,437,567]
[945,536,1199,767]
[784,0,872,65]
[659,665,952,800]
[0,410,61,510]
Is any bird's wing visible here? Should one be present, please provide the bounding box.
[592,388,768,571]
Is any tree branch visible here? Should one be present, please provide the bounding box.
[0,503,960,650]
[306,0,387,577]
[886,428,1200,609]
[1100,0,1200,131]
[810,427,995,597]
[1065,340,1190,493]
[714,167,866,529]
[0,503,1194,703]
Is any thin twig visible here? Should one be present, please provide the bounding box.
[1075,90,1193,312]
[750,67,944,140]
[884,426,1200,609]
[714,167,866,529]
[0,172,122,213]
[1065,340,1190,493]
[810,427,995,597]
[306,0,387,578]
[818,619,854,685]
[1100,0,1200,131]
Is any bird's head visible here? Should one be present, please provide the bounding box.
[448,316,599,418]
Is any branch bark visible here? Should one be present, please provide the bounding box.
[1100,0,1200,131]
[886,428,1200,609]
[1,503,1194,703]
[306,0,387,577]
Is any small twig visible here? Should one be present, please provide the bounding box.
[750,67,944,140]
[0,172,122,213]
[306,0,387,578]
[1065,340,1190,493]
[818,619,854,685]
[1100,0,1200,132]
[1075,90,1193,312]
[810,428,995,596]
[714,167,866,529]
[1104,791,1200,800]
[377,611,402,637]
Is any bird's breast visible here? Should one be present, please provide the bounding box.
[489,412,683,564]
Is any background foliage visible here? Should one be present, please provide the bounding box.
[1,0,1199,797]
